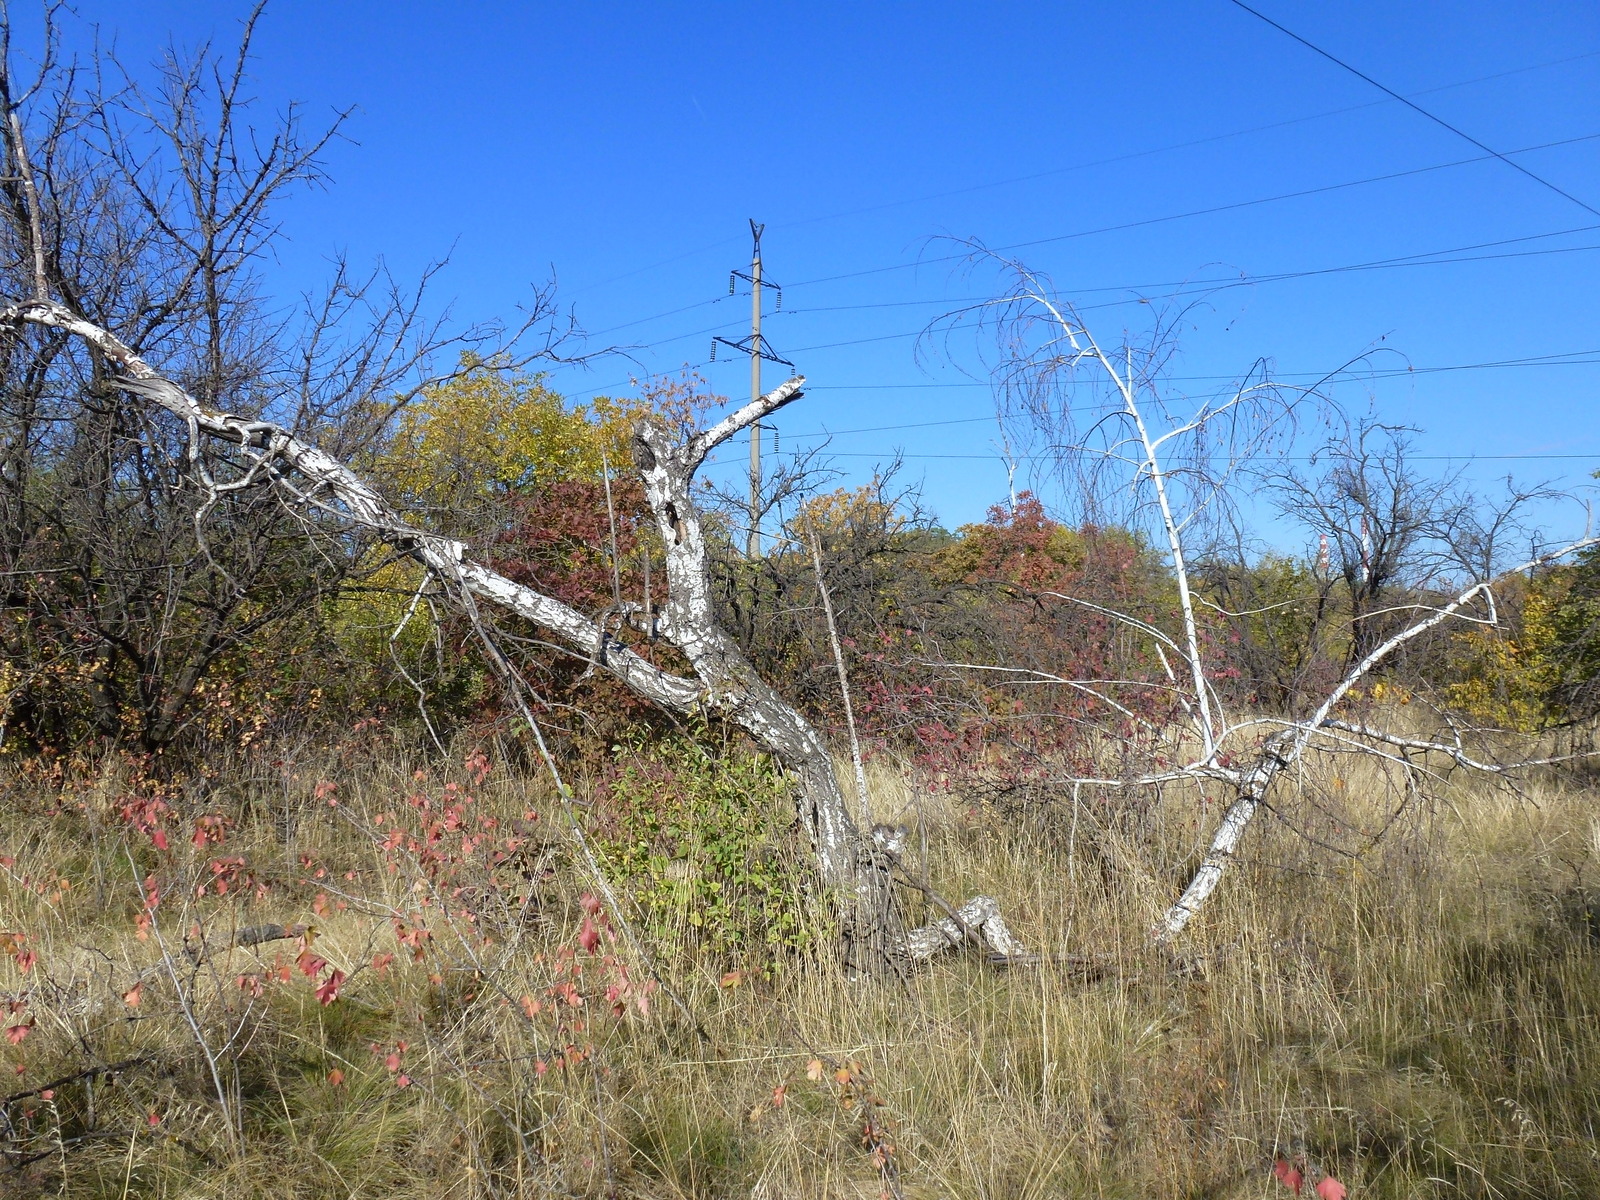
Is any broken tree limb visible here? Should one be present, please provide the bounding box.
[948,258,1600,950]
[2,297,1022,973]
[1155,731,1294,942]
[1156,542,1600,942]
[902,894,1028,962]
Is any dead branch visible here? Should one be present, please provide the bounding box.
[3,296,1020,972]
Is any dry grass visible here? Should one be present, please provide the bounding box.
[0,738,1597,1198]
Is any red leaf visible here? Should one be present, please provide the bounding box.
[150,828,168,851]
[4,1023,29,1045]
[1273,1159,1305,1196]
[577,916,599,955]
[326,1069,345,1087]
[122,982,143,1007]
[1316,1177,1347,1200]
[579,892,603,915]
[315,969,346,1006]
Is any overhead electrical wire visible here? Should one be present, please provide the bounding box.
[545,36,1600,504]
[782,224,1600,316]
[1225,0,1600,218]
[554,51,1599,464]
[570,46,1599,315]
[770,349,1600,443]
[563,345,1600,472]
[581,131,1600,362]
[783,131,1600,290]
[784,450,1600,464]
[562,231,1600,395]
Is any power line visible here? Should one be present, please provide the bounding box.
[567,223,1600,392]
[773,349,1600,442]
[772,450,1600,463]
[784,131,1600,289]
[594,230,1600,366]
[782,225,1600,316]
[590,295,725,338]
[564,47,1598,307]
[775,49,1600,233]
[1226,0,1600,218]
[567,314,1600,402]
[579,143,1600,354]
[574,347,1600,463]
[573,46,1600,340]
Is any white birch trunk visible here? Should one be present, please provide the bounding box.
[6,299,1023,971]
[1156,731,1293,941]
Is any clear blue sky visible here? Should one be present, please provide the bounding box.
[29,2,1600,542]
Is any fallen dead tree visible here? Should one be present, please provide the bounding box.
[935,250,1600,941]
[0,12,1020,972]
[0,295,1022,972]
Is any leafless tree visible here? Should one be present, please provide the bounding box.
[935,251,1597,940]
[0,5,516,754]
[0,9,1021,971]
[1274,418,1463,667]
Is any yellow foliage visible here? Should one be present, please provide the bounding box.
[383,361,640,506]
[1448,578,1562,731]
[791,480,904,539]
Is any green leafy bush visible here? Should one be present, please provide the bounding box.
[592,734,819,975]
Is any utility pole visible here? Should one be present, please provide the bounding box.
[714,220,791,558]
[747,224,763,559]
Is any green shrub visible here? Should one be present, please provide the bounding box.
[591,734,819,975]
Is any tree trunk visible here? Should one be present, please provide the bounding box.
[6,301,1023,972]
[1156,731,1294,942]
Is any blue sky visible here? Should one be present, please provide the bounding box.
[28,2,1600,543]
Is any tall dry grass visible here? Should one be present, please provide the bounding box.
[0,736,1596,1198]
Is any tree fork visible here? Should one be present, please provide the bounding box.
[2,298,1022,973]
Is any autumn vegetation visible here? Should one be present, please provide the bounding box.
[3,10,1600,1199]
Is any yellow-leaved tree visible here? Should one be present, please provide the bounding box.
[327,363,713,724]
[1447,571,1568,731]
[383,359,639,519]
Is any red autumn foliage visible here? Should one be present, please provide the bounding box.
[1274,1159,1305,1195]
[315,969,346,1006]
[809,493,1180,807]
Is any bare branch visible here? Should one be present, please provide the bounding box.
[682,375,805,473]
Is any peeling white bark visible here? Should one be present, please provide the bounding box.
[1155,731,1293,942]
[902,895,1028,961]
[1156,540,1599,941]
[630,388,868,894]
[4,300,703,715]
[5,299,1020,971]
